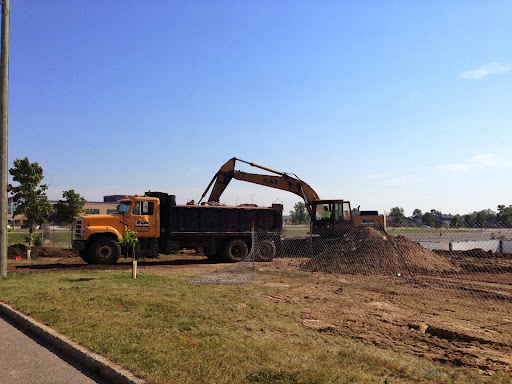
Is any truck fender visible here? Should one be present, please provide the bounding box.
[85,227,122,242]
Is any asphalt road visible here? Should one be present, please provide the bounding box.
[0,315,105,384]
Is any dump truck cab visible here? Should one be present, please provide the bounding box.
[73,195,161,264]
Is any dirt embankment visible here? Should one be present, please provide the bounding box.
[302,227,460,275]
[8,244,79,259]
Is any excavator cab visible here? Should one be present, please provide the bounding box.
[311,200,354,234]
[312,200,351,223]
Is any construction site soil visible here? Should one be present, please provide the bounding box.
[301,227,460,275]
[7,243,79,259]
[5,235,512,375]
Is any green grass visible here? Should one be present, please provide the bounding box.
[283,226,481,237]
[0,270,510,384]
[282,225,310,238]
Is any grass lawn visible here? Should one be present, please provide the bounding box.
[283,226,482,237]
[282,225,310,237]
[0,270,510,384]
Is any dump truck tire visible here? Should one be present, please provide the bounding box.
[79,250,89,263]
[223,239,248,262]
[88,238,121,264]
[255,240,276,262]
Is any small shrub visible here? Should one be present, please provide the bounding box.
[24,233,33,245]
[33,235,42,246]
[118,226,139,258]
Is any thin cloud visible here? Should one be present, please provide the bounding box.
[367,173,408,186]
[459,62,511,79]
[434,151,512,173]
[383,176,408,187]
[471,154,497,166]
[436,163,470,172]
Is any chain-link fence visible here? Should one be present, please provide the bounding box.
[7,223,74,247]
[190,221,512,371]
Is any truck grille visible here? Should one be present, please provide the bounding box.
[75,218,84,240]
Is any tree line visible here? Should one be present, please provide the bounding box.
[389,206,512,228]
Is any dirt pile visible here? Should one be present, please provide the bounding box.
[8,244,78,259]
[302,227,459,275]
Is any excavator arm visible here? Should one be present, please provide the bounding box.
[199,157,320,216]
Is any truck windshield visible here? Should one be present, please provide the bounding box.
[117,201,131,214]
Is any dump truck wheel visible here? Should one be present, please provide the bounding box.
[223,239,248,262]
[88,238,121,264]
[79,250,89,263]
[255,240,276,262]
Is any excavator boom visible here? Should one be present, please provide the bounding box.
[200,157,320,216]
[200,157,386,231]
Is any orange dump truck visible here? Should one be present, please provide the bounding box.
[72,191,282,264]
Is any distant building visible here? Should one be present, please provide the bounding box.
[80,201,119,215]
[103,195,130,203]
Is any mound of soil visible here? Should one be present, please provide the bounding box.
[8,244,78,259]
[302,227,459,275]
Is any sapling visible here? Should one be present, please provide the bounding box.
[118,226,139,260]
[118,226,139,279]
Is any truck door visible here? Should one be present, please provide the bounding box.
[131,199,159,238]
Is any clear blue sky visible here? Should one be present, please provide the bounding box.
[7,1,512,216]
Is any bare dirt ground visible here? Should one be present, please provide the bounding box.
[6,246,224,275]
[255,265,512,374]
[6,240,512,375]
[266,227,512,374]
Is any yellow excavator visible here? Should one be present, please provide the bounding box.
[199,157,386,233]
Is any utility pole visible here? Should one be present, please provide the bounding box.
[0,0,10,278]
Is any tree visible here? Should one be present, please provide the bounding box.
[463,213,475,228]
[421,212,436,227]
[497,205,512,227]
[9,157,54,241]
[463,209,496,228]
[290,202,309,225]
[412,209,422,220]
[450,215,463,228]
[389,206,405,227]
[475,210,488,228]
[55,190,87,225]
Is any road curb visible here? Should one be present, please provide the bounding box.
[0,301,145,384]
